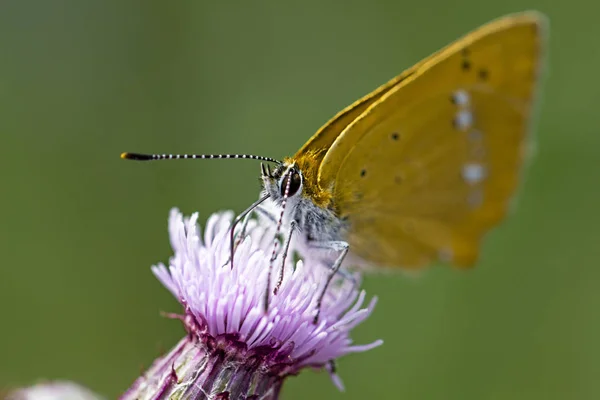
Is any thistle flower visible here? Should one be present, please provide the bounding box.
[122,209,382,400]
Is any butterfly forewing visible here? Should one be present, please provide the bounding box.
[316,13,546,268]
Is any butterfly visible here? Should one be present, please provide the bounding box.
[122,11,547,319]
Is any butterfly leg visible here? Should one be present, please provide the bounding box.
[255,208,358,287]
[274,220,297,295]
[225,209,251,269]
[228,194,270,269]
[226,206,275,269]
[251,205,297,311]
[309,240,349,324]
[232,211,253,248]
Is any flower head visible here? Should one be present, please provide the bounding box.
[148,209,381,395]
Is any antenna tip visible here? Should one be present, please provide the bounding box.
[121,152,154,161]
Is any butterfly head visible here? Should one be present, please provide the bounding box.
[261,160,303,205]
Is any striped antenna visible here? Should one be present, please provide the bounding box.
[121,152,281,164]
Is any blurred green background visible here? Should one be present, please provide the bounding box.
[1,1,598,399]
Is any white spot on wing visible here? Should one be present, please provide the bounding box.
[454,110,473,131]
[462,163,486,185]
[452,89,470,106]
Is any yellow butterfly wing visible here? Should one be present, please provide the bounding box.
[317,12,547,269]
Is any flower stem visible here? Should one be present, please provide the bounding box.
[121,336,284,400]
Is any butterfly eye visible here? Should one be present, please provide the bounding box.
[280,170,302,197]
